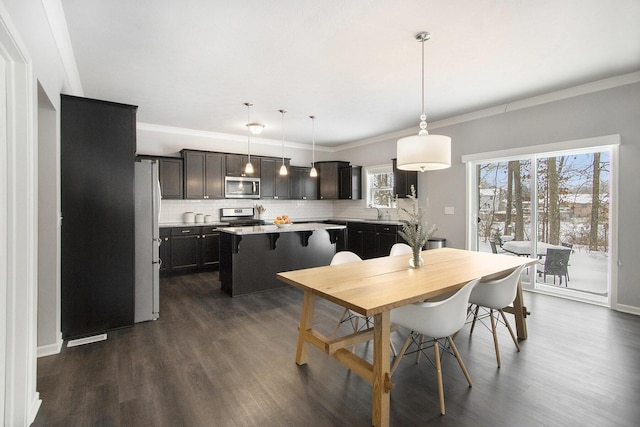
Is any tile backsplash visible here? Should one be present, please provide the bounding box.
[160,197,411,224]
[160,199,335,223]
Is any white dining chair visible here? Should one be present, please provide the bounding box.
[389,242,412,256]
[330,251,398,355]
[390,278,480,415]
[467,265,525,367]
[330,252,368,336]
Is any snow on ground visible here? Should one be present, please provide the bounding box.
[478,242,609,296]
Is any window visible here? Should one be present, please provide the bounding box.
[366,165,395,208]
[463,135,619,307]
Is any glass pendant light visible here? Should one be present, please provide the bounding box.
[396,32,451,172]
[243,102,254,175]
[279,109,288,176]
[309,115,318,177]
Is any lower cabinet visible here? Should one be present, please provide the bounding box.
[347,222,399,259]
[162,226,220,273]
[159,228,171,273]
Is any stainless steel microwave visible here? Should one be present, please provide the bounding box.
[224,176,260,199]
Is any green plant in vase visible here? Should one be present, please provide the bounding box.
[397,185,437,268]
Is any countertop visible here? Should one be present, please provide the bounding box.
[160,218,403,228]
[218,222,346,235]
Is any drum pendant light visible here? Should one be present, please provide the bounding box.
[396,32,451,172]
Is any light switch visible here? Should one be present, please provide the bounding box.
[444,207,455,215]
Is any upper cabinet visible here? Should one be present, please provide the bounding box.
[392,158,418,198]
[290,166,317,200]
[182,150,225,199]
[339,165,362,200]
[316,161,348,200]
[158,157,183,199]
[226,153,260,177]
[260,157,290,199]
[316,161,361,200]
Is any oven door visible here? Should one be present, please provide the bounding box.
[225,177,260,199]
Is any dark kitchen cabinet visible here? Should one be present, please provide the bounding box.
[347,222,399,260]
[339,165,362,200]
[182,150,225,199]
[392,158,418,198]
[226,154,260,177]
[316,161,349,200]
[348,222,377,259]
[260,157,290,199]
[290,166,317,200]
[170,227,200,271]
[159,227,171,273]
[61,95,137,339]
[376,223,399,256]
[199,225,220,268]
[158,157,183,199]
[164,226,220,273]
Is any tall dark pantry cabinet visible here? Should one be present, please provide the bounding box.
[61,95,138,339]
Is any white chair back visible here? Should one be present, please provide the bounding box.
[330,251,362,265]
[389,243,412,256]
[391,278,480,339]
[469,265,524,310]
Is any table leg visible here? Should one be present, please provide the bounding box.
[512,279,528,340]
[296,290,316,365]
[372,311,392,427]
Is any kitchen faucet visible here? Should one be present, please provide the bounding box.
[369,204,382,220]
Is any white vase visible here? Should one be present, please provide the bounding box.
[409,255,424,268]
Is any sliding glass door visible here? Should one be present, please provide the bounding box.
[470,145,613,305]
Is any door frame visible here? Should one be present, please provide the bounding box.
[462,135,620,308]
[0,4,41,424]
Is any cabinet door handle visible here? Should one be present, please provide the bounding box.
[182,230,191,233]
[201,235,205,239]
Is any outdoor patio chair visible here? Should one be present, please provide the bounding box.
[542,248,571,286]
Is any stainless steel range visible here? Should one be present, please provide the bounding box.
[220,207,264,226]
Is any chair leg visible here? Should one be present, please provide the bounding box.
[390,332,413,376]
[415,334,424,364]
[433,340,445,415]
[499,309,520,352]
[469,305,480,335]
[351,316,360,352]
[332,308,350,337]
[490,309,501,368]
[447,336,472,387]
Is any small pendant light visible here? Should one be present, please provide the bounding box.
[243,102,254,175]
[309,115,318,177]
[279,109,288,176]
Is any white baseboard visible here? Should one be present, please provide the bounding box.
[29,392,42,425]
[615,304,640,316]
[66,333,107,347]
[37,333,63,357]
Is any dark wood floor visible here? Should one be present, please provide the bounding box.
[34,271,640,426]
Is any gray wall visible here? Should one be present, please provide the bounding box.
[340,82,640,311]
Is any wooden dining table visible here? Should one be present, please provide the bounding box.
[276,247,538,427]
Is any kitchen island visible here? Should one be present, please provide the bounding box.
[219,223,346,296]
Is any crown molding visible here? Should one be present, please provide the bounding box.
[333,71,640,152]
[136,122,333,152]
[42,0,83,95]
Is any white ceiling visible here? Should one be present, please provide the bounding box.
[60,0,640,148]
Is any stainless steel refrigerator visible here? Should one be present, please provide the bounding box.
[134,159,161,322]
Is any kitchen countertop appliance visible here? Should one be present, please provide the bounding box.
[220,207,265,226]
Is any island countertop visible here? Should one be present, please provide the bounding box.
[218,222,345,235]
